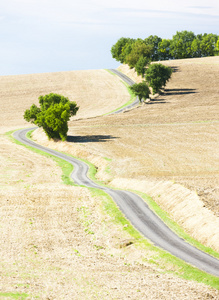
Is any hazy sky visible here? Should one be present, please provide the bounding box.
[0,0,218,75]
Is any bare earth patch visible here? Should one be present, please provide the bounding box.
[0,59,219,298]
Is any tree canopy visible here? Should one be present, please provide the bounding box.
[24,93,79,141]
[129,82,150,102]
[111,31,219,68]
[110,37,135,63]
[145,64,173,94]
[125,39,153,69]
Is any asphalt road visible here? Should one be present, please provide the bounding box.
[13,128,219,277]
[107,69,139,113]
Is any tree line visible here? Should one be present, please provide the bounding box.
[111,31,218,102]
[111,31,219,69]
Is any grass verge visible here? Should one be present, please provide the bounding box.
[0,292,30,299]
[90,188,219,289]
[104,70,138,115]
[6,128,219,289]
[6,129,75,186]
[135,190,219,260]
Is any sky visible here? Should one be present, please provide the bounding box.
[0,0,219,75]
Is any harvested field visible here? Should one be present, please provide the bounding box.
[0,136,218,299]
[63,57,219,252]
[0,69,130,133]
[0,57,219,298]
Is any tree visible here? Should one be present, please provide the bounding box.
[125,39,153,68]
[144,35,162,61]
[129,81,150,102]
[111,37,135,63]
[191,38,202,57]
[170,30,196,59]
[216,39,219,55]
[145,63,172,94]
[199,33,218,56]
[120,39,135,63]
[24,93,79,141]
[158,39,173,60]
[135,56,150,77]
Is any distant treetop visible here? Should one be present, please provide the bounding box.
[111,31,219,69]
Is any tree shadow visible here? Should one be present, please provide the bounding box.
[145,87,197,105]
[170,66,179,73]
[146,99,167,104]
[164,88,197,96]
[67,135,118,143]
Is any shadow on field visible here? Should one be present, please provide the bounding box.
[146,88,197,104]
[164,88,197,95]
[67,135,118,143]
[170,66,179,73]
[147,99,167,104]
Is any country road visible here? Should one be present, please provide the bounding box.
[12,69,219,278]
[13,127,219,277]
[107,69,139,113]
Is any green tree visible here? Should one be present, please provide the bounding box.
[111,37,135,63]
[129,81,150,102]
[170,30,196,59]
[24,93,79,141]
[158,39,173,60]
[125,39,153,68]
[216,39,219,55]
[135,56,151,77]
[191,38,202,57]
[145,63,172,94]
[199,33,218,56]
[120,39,135,63]
[144,35,162,61]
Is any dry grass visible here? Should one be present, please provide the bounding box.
[0,58,219,298]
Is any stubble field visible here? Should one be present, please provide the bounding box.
[0,58,219,299]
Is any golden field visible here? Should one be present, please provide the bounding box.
[0,58,219,299]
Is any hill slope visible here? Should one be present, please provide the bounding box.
[0,59,219,298]
[0,69,130,133]
[62,57,219,252]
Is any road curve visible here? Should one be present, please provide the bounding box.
[107,69,139,113]
[13,128,219,277]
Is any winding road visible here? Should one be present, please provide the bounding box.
[108,69,139,113]
[13,69,219,278]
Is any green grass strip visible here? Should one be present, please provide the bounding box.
[0,292,30,299]
[6,129,219,289]
[104,70,138,115]
[90,188,219,289]
[6,129,75,186]
[135,191,219,260]
[104,69,117,76]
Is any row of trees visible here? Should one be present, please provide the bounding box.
[111,30,219,102]
[130,63,173,101]
[111,36,174,100]
[111,31,219,76]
